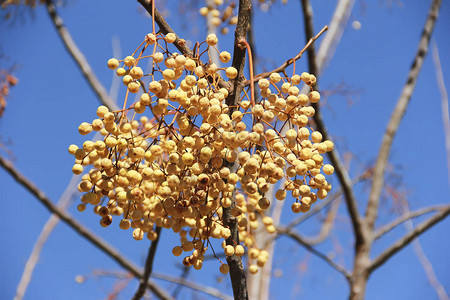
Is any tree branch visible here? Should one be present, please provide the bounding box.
[369,205,450,274]
[364,0,442,232]
[279,227,351,281]
[0,155,172,300]
[44,0,118,111]
[15,175,79,300]
[132,226,162,300]
[373,205,450,241]
[221,1,252,299]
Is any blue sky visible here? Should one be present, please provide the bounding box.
[1,0,449,299]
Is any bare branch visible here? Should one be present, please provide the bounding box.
[431,41,450,186]
[365,0,442,232]
[44,0,118,111]
[369,205,450,274]
[314,0,355,73]
[15,175,79,300]
[132,226,162,300]
[243,25,328,87]
[278,227,351,281]
[401,199,449,300]
[373,205,449,240]
[0,155,172,300]
[152,272,233,300]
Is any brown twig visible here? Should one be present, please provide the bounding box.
[373,205,449,240]
[279,228,351,281]
[0,155,172,300]
[368,205,450,274]
[132,226,162,300]
[44,0,119,111]
[243,25,328,87]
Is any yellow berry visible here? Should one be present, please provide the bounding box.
[219,264,229,274]
[219,51,231,63]
[165,33,177,43]
[107,58,119,70]
[124,56,135,67]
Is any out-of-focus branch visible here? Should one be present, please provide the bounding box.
[369,205,450,274]
[365,0,442,232]
[14,175,79,300]
[279,228,351,281]
[152,273,233,300]
[132,226,162,300]
[373,205,449,240]
[243,25,327,86]
[401,198,449,300]
[431,41,450,186]
[314,0,354,73]
[171,266,190,298]
[0,155,172,300]
[44,0,118,111]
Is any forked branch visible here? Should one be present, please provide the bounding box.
[0,155,172,300]
[369,205,450,274]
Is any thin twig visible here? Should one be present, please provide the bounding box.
[277,199,340,245]
[431,41,450,186]
[364,0,442,233]
[243,25,328,86]
[373,205,449,240]
[279,228,351,281]
[44,0,118,111]
[369,205,450,274]
[132,226,162,300]
[0,155,172,300]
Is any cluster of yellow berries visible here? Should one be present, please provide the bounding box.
[199,0,238,35]
[69,31,333,274]
[198,0,288,33]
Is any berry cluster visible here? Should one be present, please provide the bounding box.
[69,32,333,274]
[199,0,238,35]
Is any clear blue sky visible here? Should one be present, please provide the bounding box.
[1,0,449,299]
